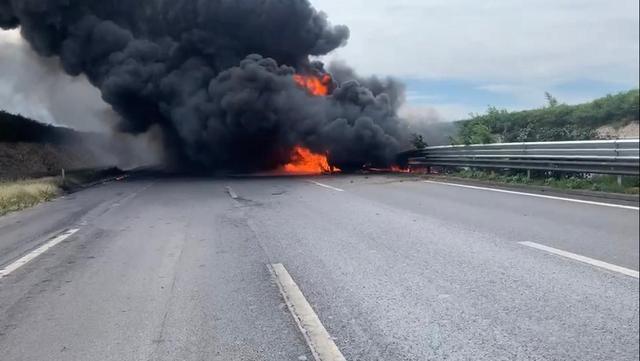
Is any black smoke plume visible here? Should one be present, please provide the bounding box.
[1,0,410,171]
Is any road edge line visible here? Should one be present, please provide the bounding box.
[268,263,346,361]
[423,180,639,211]
[0,228,80,279]
[519,241,639,278]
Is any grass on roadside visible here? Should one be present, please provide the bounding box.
[0,178,61,216]
[451,169,640,194]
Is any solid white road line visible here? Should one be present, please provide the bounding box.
[269,263,346,361]
[308,180,344,192]
[225,186,239,199]
[520,241,639,278]
[0,229,79,279]
[423,180,639,211]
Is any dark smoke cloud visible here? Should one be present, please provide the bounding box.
[328,61,406,112]
[1,0,410,171]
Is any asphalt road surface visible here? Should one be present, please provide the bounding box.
[0,174,638,360]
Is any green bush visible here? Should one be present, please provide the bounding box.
[452,89,639,144]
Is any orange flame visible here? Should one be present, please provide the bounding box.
[391,165,412,173]
[293,74,331,96]
[283,146,340,174]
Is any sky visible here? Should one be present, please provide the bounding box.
[311,0,639,120]
[0,29,114,132]
[0,0,638,129]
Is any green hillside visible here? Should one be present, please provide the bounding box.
[452,89,639,144]
[0,110,80,143]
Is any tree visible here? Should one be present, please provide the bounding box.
[456,121,494,145]
[411,133,428,149]
[545,92,558,108]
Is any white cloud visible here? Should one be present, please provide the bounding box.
[404,91,442,103]
[312,0,639,85]
[477,84,527,94]
[401,103,479,122]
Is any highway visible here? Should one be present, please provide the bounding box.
[0,174,638,360]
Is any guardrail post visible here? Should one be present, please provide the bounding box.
[614,141,623,186]
[527,169,531,180]
[61,168,66,186]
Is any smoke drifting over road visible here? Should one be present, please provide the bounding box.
[1,0,410,171]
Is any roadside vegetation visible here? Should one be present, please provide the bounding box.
[451,89,639,144]
[0,168,124,217]
[449,169,639,195]
[0,178,61,216]
[428,90,640,195]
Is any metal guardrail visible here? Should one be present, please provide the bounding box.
[406,139,640,175]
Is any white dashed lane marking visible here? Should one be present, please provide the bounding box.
[269,263,346,361]
[520,241,639,278]
[307,181,344,192]
[0,229,79,279]
[226,186,239,199]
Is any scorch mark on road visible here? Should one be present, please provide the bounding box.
[269,263,346,361]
